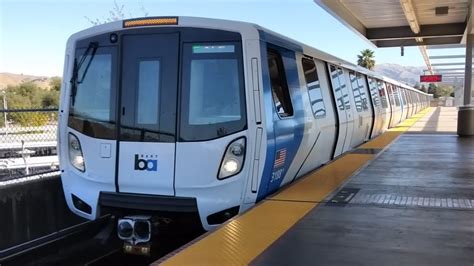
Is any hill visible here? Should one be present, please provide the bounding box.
[0,73,56,89]
[0,64,432,90]
[374,63,424,86]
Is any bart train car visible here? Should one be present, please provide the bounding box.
[58,16,430,245]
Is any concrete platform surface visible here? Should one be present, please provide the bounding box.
[408,107,458,133]
[251,134,474,266]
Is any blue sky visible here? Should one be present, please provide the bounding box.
[0,0,464,77]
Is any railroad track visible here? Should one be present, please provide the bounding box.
[0,214,203,266]
[0,215,115,265]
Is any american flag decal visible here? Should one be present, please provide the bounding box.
[274,148,287,168]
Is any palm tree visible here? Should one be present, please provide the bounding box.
[357,49,376,70]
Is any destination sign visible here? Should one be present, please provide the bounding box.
[420,75,442,82]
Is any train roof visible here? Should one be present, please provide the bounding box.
[70,16,429,95]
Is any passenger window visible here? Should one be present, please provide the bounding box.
[268,50,293,117]
[367,77,380,107]
[339,68,351,110]
[329,65,348,111]
[377,80,388,108]
[357,74,369,111]
[393,86,401,106]
[386,83,396,107]
[349,71,363,112]
[401,89,408,105]
[302,58,326,118]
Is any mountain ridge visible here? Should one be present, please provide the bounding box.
[1,63,426,90]
[0,72,56,89]
[374,63,425,86]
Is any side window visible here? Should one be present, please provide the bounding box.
[393,86,401,106]
[349,71,363,112]
[302,58,326,118]
[268,49,293,117]
[329,65,350,110]
[329,65,344,110]
[401,89,408,105]
[357,74,369,111]
[386,83,396,107]
[339,68,351,110]
[367,77,380,107]
[377,80,388,108]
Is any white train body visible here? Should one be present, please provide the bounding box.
[58,17,430,231]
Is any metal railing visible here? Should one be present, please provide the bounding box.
[0,108,59,180]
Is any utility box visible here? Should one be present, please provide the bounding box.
[457,106,474,137]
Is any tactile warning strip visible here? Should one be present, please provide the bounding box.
[350,193,474,210]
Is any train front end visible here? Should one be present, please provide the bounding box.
[58,17,263,247]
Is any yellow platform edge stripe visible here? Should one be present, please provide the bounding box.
[271,153,374,202]
[157,107,433,266]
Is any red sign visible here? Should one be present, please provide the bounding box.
[420,75,442,82]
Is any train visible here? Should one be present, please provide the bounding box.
[58,16,430,248]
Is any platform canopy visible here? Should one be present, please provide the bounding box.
[314,0,473,48]
[315,0,474,106]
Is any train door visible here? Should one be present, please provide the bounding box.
[117,33,179,195]
[406,90,413,118]
[296,57,336,176]
[378,80,391,131]
[257,47,305,198]
[328,64,351,157]
[347,71,372,146]
[367,77,382,137]
[399,87,408,121]
[357,73,373,141]
[405,89,411,118]
[416,93,421,113]
[386,83,399,127]
[394,85,403,124]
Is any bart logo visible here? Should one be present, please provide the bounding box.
[134,154,157,171]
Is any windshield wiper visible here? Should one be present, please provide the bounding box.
[70,42,99,105]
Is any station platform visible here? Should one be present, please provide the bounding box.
[156,107,474,266]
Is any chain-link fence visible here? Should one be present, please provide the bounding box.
[0,108,59,180]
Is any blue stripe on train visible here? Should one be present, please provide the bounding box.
[256,37,305,201]
[256,41,276,202]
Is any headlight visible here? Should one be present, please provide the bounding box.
[68,133,85,172]
[218,137,246,179]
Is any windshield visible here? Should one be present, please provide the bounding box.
[180,42,247,141]
[68,46,117,139]
[67,29,246,142]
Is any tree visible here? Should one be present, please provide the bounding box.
[357,49,376,70]
[4,82,60,127]
[41,91,60,108]
[44,77,61,108]
[434,85,454,98]
[420,85,427,93]
[85,0,148,25]
[425,83,455,98]
[428,83,437,95]
[49,77,61,92]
